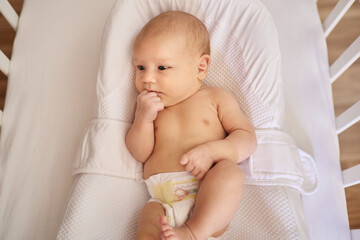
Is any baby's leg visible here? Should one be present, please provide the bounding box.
[187,159,244,239]
[136,202,165,240]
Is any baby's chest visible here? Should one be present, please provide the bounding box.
[154,102,225,141]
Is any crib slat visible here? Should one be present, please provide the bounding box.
[0,0,19,30]
[336,100,360,134]
[322,0,355,38]
[0,50,9,76]
[343,163,360,188]
[330,36,360,83]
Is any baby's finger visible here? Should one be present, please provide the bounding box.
[191,168,201,177]
[139,90,148,96]
[196,171,205,180]
[151,96,162,102]
[154,101,164,112]
[144,91,158,98]
[185,161,195,173]
[137,91,154,104]
[179,155,189,166]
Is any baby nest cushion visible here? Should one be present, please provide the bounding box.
[73,0,284,179]
[58,175,309,240]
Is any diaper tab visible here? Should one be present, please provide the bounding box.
[146,172,199,204]
[153,179,198,204]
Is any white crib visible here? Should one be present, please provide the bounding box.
[0,0,359,239]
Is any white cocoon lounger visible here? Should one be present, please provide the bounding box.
[58,0,318,239]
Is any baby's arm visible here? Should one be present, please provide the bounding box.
[125,90,164,163]
[180,88,257,179]
[207,88,257,163]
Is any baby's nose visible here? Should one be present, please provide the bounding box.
[143,71,156,83]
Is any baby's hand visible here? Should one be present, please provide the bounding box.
[135,90,164,123]
[180,144,214,180]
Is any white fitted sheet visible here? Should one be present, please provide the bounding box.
[0,0,118,239]
[262,0,350,239]
[0,0,349,240]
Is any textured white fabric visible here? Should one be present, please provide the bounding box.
[58,175,148,240]
[230,185,309,239]
[58,174,309,240]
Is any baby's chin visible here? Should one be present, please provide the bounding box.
[162,98,187,108]
[160,98,176,108]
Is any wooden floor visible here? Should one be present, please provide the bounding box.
[0,0,359,230]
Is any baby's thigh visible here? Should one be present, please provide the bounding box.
[136,202,165,240]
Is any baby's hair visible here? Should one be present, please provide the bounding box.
[136,11,210,56]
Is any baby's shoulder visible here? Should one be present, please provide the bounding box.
[199,86,236,102]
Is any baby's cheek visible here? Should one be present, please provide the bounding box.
[135,82,143,93]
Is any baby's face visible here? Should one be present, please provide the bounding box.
[133,33,202,107]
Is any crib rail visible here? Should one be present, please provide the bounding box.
[322,0,356,37]
[0,0,19,125]
[330,36,360,83]
[336,100,360,134]
[343,164,360,188]
[0,0,17,77]
[324,0,360,156]
[0,0,19,31]
[0,49,9,76]
[323,0,360,236]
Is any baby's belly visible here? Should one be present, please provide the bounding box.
[144,151,186,179]
[144,139,196,179]
[143,133,224,179]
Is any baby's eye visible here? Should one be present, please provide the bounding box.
[137,65,145,71]
[158,66,168,71]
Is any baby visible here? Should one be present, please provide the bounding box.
[126,11,257,240]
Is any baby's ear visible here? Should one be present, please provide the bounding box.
[197,54,210,81]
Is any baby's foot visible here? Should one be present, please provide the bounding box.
[159,216,196,240]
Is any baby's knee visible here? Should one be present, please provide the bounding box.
[214,160,244,187]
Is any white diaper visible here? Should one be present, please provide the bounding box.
[145,171,230,240]
[145,171,199,228]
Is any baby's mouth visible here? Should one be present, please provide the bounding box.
[146,89,162,94]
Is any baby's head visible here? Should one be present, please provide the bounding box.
[135,11,210,56]
[133,11,211,107]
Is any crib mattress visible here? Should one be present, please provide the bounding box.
[0,0,349,239]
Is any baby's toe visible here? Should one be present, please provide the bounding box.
[159,216,178,240]
[163,230,177,240]
[161,224,173,232]
[159,215,168,225]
